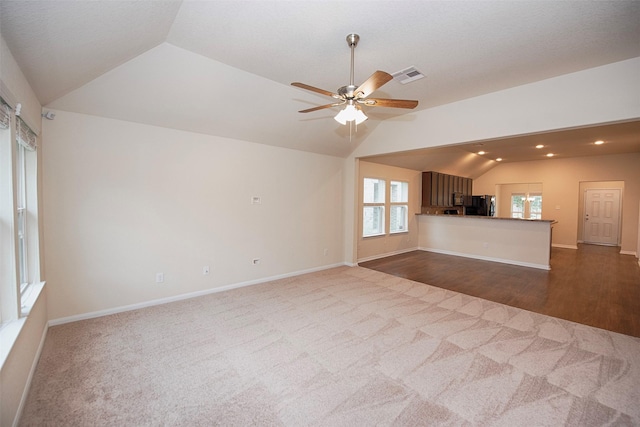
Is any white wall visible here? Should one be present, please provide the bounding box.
[42,111,344,321]
[344,58,640,263]
[0,36,41,135]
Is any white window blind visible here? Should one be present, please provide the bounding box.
[0,100,11,130]
[17,117,36,151]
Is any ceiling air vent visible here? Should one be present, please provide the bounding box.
[391,66,425,84]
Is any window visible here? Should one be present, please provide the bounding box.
[390,180,408,233]
[511,192,543,219]
[0,100,13,324]
[0,100,41,325]
[362,178,410,237]
[529,193,543,219]
[16,142,28,292]
[15,118,38,306]
[511,194,525,218]
[363,178,385,237]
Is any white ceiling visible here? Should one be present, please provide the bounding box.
[1,0,639,162]
[362,120,640,178]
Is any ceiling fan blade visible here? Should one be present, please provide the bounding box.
[298,103,342,113]
[354,70,393,98]
[362,98,419,109]
[291,82,339,98]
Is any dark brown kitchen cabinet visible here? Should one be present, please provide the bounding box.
[422,171,472,207]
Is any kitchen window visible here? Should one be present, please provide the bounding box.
[511,194,526,218]
[511,192,542,219]
[529,193,543,219]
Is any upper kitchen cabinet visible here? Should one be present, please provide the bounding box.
[422,171,472,207]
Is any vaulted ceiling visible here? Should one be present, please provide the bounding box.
[1,1,639,161]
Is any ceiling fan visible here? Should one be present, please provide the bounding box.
[291,34,419,126]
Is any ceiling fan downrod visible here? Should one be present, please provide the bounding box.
[346,33,359,90]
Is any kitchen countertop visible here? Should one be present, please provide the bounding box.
[416,213,557,223]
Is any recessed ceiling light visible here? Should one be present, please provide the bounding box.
[546,153,554,157]
[536,144,544,149]
[496,158,503,162]
[594,140,604,145]
[478,151,486,155]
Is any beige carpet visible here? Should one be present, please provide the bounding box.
[20,266,640,426]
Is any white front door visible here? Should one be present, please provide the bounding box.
[583,188,621,246]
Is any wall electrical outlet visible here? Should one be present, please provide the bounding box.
[203,266,210,275]
[252,258,261,265]
[251,196,261,205]
[156,272,164,283]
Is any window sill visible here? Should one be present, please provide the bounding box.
[21,281,45,316]
[363,233,385,238]
[0,281,45,370]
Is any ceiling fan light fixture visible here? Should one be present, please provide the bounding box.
[354,108,368,125]
[334,104,368,125]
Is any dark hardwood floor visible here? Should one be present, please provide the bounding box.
[359,244,640,338]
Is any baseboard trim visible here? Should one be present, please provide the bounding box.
[552,244,579,250]
[619,250,638,257]
[418,247,551,270]
[13,322,48,427]
[357,247,419,264]
[49,262,347,326]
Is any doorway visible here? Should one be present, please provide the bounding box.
[583,188,621,246]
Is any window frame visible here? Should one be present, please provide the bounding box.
[528,193,543,219]
[1,103,42,326]
[362,177,386,237]
[362,177,410,238]
[389,180,409,234]
[511,193,526,219]
[16,141,28,293]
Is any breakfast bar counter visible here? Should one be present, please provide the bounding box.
[416,214,556,270]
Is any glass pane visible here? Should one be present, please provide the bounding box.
[530,194,542,219]
[390,205,408,233]
[390,181,408,203]
[511,194,525,218]
[363,178,385,203]
[363,206,384,237]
